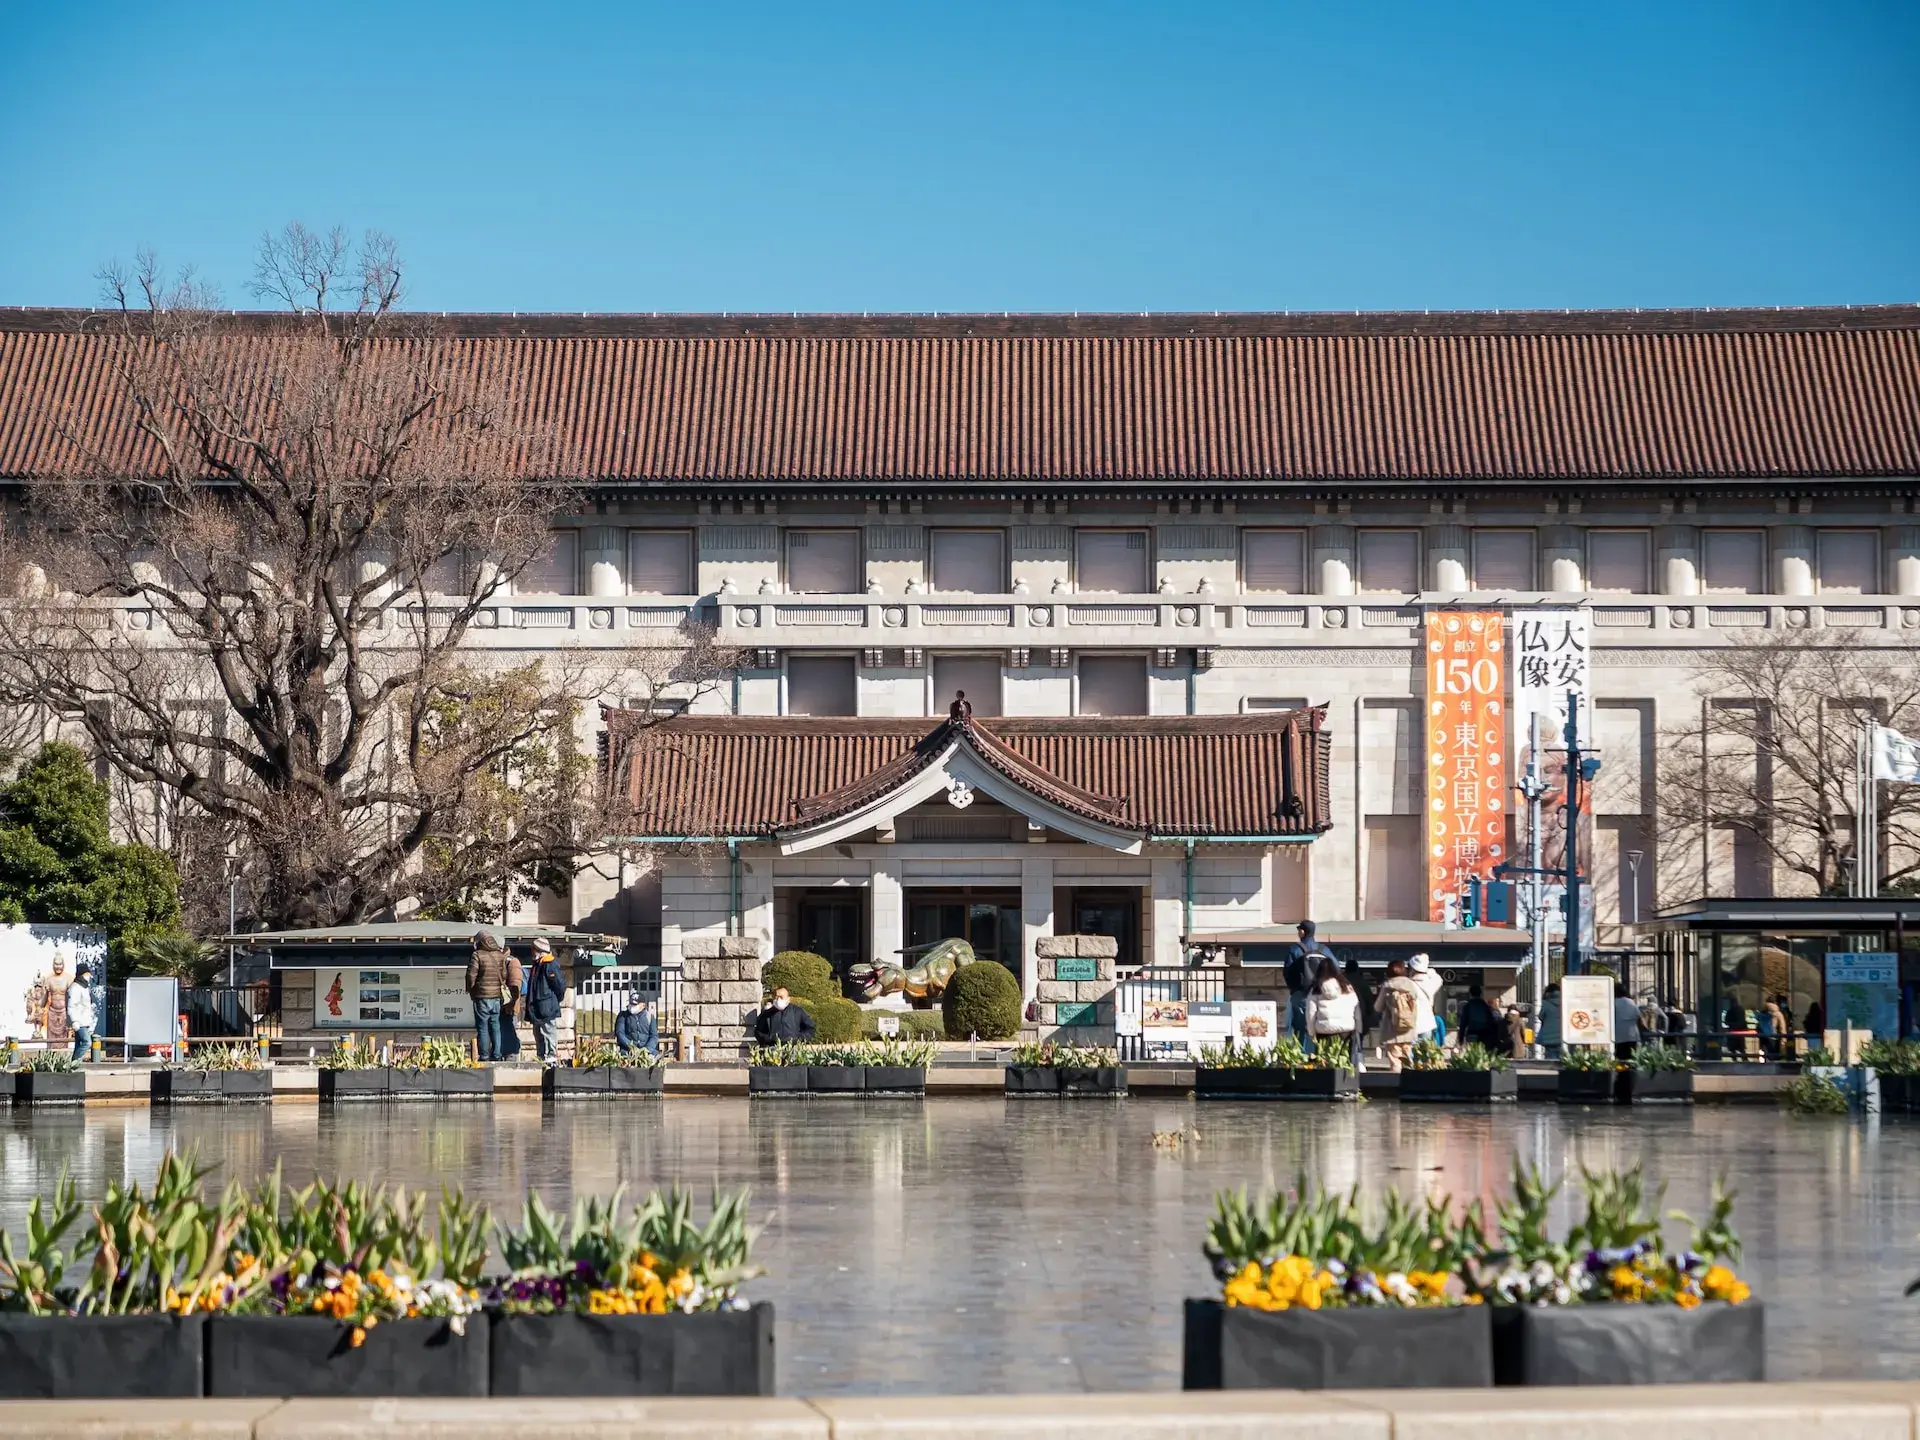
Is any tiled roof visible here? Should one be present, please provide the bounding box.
[1,307,1916,485]
[608,709,1332,839]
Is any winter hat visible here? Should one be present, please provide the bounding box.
[1408,953,1431,974]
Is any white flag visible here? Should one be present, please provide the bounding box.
[1873,725,1920,783]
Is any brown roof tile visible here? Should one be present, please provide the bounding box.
[2,307,1916,485]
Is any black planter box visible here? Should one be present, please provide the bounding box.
[1398,1068,1517,1103]
[401,1068,492,1100]
[1618,1069,1695,1104]
[1183,1298,1492,1389]
[543,1066,665,1098]
[1876,1073,1919,1114]
[1196,1067,1358,1101]
[0,1071,14,1105]
[206,1315,489,1397]
[748,1066,807,1094]
[1005,1065,1128,1095]
[1557,1069,1620,1105]
[319,1068,389,1100]
[1492,1302,1764,1385]
[15,1071,86,1105]
[489,1305,775,1396]
[807,1065,864,1093]
[152,1069,273,1103]
[0,1314,205,1398]
[861,1066,927,1094]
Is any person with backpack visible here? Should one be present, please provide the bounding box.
[1458,984,1503,1050]
[524,936,569,1064]
[1372,958,1423,1071]
[1407,952,1444,1044]
[1305,956,1361,1069]
[1284,919,1338,1044]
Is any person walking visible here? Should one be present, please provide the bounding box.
[67,962,96,1062]
[1305,956,1360,1068]
[1283,920,1338,1045]
[525,937,568,1063]
[1407,953,1443,1046]
[1538,983,1563,1061]
[1505,1003,1529,1059]
[615,994,658,1057]
[1371,958,1423,1071]
[465,931,521,1063]
[752,985,816,1046]
[1613,978,1644,1059]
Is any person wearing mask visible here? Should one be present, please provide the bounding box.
[615,994,658,1057]
[1537,983,1563,1061]
[67,962,96,1062]
[464,931,522,1063]
[752,986,816,1046]
[1458,984,1503,1051]
[1371,958,1423,1072]
[1407,953,1444,1046]
[1613,978,1644,1059]
[525,937,569,1064]
[1305,956,1360,1068]
[1283,920,1337,1045]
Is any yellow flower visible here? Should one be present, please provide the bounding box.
[1674,1289,1702,1309]
[349,1326,367,1349]
[1701,1266,1750,1304]
[1223,1262,1268,1310]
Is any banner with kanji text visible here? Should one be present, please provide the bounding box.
[1424,611,1508,924]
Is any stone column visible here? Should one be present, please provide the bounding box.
[1542,526,1584,593]
[870,862,903,973]
[739,854,774,954]
[1019,853,1054,1008]
[1311,525,1355,596]
[1430,524,1469,592]
[1773,525,1815,597]
[679,934,765,1054]
[1150,857,1184,966]
[1893,528,1920,597]
[584,526,626,597]
[1032,934,1116,1043]
[1656,525,1700,596]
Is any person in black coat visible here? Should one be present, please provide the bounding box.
[525,937,569,1063]
[614,995,658,1057]
[752,986,816,1046]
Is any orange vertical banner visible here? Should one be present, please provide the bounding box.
[1424,611,1508,923]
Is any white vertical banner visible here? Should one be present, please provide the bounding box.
[1512,610,1595,954]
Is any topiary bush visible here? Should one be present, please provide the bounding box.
[942,961,1023,1040]
[811,996,865,1043]
[762,950,838,1006]
[861,1008,947,1041]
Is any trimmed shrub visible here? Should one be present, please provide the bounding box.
[763,950,838,1006]
[861,1009,946,1041]
[812,996,865,1043]
[942,961,1023,1041]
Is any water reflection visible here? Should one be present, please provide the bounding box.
[4,1098,1916,1392]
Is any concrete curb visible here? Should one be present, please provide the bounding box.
[3,1384,1917,1439]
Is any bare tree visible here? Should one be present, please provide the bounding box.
[0,225,736,929]
[1658,632,1920,899]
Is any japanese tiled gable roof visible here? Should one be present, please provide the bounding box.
[605,707,1332,840]
[1,306,1916,487]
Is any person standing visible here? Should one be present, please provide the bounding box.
[1505,1003,1529,1059]
[465,931,521,1063]
[752,985,816,1046]
[1458,984,1503,1051]
[1761,994,1788,1061]
[67,962,96,1062]
[1284,921,1337,1045]
[1804,999,1826,1053]
[1407,953,1443,1046]
[1538,983,1563,1061]
[615,994,658,1057]
[1371,958,1423,1071]
[1305,956,1360,1068]
[1613,978,1644,1060]
[525,937,568,1063]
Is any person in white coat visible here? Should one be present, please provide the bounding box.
[1305,956,1361,1068]
[66,962,97,1062]
[1407,953,1444,1044]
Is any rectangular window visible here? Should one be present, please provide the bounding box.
[931,655,1003,716]
[1472,530,1534,590]
[1702,530,1766,594]
[929,529,1006,593]
[786,656,858,717]
[423,548,472,597]
[1356,530,1420,593]
[627,530,694,595]
[1363,815,1422,921]
[1588,530,1651,593]
[1074,529,1150,593]
[515,531,579,595]
[1818,530,1880,594]
[1076,656,1149,716]
[1244,697,1309,713]
[786,529,861,594]
[1242,530,1307,593]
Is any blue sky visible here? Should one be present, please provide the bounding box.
[1,1,1915,313]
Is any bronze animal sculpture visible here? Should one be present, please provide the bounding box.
[848,938,972,1006]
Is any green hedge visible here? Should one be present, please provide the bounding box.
[811,996,865,1043]
[860,1009,947,1041]
[941,961,1023,1041]
[762,950,838,1006]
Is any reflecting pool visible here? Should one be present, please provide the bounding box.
[4,1097,1915,1393]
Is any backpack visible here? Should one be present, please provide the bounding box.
[1384,984,1418,1037]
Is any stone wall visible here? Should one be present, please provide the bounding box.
[1030,933,1117,1043]
[679,934,766,1055]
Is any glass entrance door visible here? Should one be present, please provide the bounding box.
[905,889,1022,977]
[795,892,866,982]
[1071,889,1141,969]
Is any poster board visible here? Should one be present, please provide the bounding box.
[1186,1001,1234,1052]
[1230,1000,1279,1052]
[1559,975,1614,1047]
[314,966,469,1028]
[1141,998,1190,1052]
[1424,611,1507,923]
[1825,953,1899,1041]
[0,924,107,1041]
[125,976,181,1048]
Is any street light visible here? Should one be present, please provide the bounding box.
[1625,850,1644,925]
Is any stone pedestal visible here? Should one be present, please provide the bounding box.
[1031,933,1118,1044]
[680,935,767,1055]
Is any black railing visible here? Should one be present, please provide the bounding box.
[1115,965,1228,1062]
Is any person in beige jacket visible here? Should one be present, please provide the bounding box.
[1372,958,1424,1071]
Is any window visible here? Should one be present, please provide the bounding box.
[932,655,1002,716]
[1472,530,1534,590]
[929,529,1006,593]
[1074,529,1150,593]
[1363,816,1422,921]
[423,548,473,597]
[1818,530,1880,594]
[1356,530,1420,593]
[515,531,579,595]
[1702,530,1766,594]
[1242,530,1307,593]
[786,530,861,594]
[1588,530,1651,593]
[1076,656,1149,716]
[1244,697,1309,713]
[627,530,694,595]
[786,657,858,716]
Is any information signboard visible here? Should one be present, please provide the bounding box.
[315,966,469,1028]
[1559,975,1614,1047]
[1825,952,1899,1041]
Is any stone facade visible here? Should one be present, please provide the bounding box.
[679,934,767,1052]
[1029,933,1118,1043]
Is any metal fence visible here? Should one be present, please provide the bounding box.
[95,982,280,1051]
[1115,965,1227,1062]
[572,966,685,1057]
